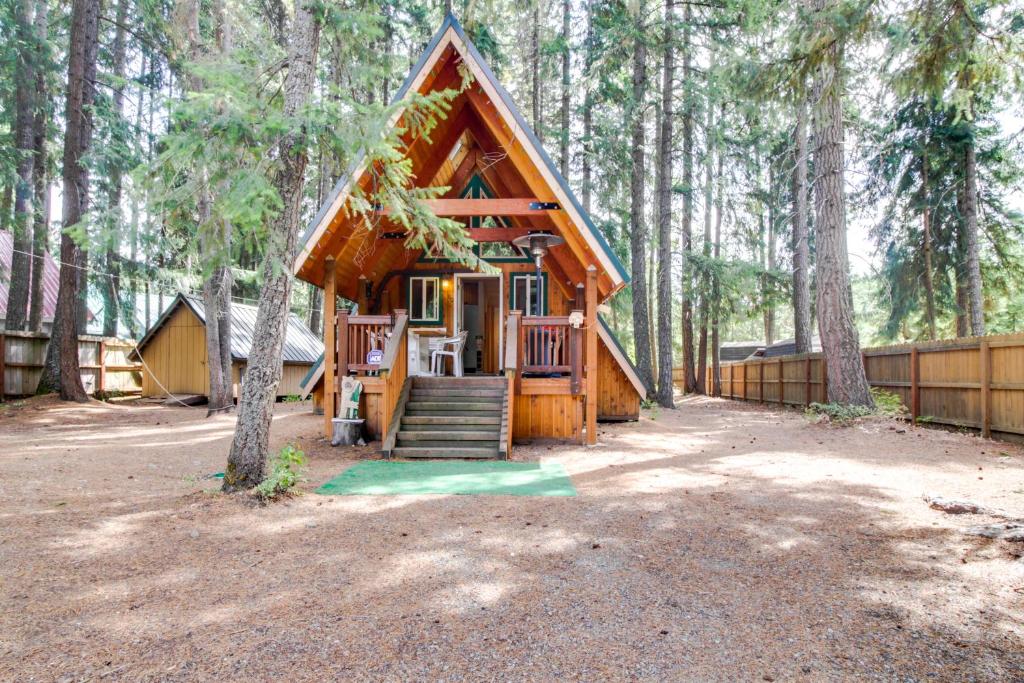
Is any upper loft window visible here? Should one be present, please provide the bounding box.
[408,276,441,325]
[510,273,548,316]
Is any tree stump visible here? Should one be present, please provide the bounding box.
[331,418,364,447]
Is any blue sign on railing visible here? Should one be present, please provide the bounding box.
[367,349,384,365]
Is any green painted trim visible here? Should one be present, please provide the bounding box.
[407,275,444,326]
[509,272,549,315]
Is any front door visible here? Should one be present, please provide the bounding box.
[454,274,503,373]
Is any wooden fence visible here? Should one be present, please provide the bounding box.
[691,332,1024,440]
[0,331,142,400]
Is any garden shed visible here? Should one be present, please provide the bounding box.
[133,293,322,400]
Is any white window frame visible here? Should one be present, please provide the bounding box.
[408,276,441,324]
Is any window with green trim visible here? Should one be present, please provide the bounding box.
[408,276,442,324]
[510,273,548,315]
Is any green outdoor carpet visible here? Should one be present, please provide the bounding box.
[315,460,577,497]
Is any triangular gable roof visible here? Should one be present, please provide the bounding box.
[294,13,628,299]
[597,315,648,399]
[132,293,323,364]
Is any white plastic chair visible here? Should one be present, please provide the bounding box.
[430,331,468,377]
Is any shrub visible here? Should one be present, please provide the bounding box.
[805,388,907,426]
[255,444,306,500]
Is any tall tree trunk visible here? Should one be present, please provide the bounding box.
[920,148,937,340]
[102,0,129,337]
[679,4,696,394]
[792,98,812,354]
[7,0,38,331]
[654,0,675,407]
[710,106,724,397]
[628,1,654,395]
[28,0,50,333]
[696,99,713,395]
[224,0,321,491]
[530,1,541,140]
[581,0,594,214]
[39,0,101,401]
[559,0,570,178]
[961,135,985,336]
[809,0,872,406]
[764,162,777,345]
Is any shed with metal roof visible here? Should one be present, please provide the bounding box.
[132,293,323,400]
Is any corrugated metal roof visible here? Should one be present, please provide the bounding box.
[0,229,59,324]
[134,293,322,364]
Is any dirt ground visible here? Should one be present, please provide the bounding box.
[1,394,1023,682]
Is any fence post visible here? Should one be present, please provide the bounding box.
[759,360,765,403]
[804,357,811,406]
[909,347,919,425]
[778,358,784,405]
[980,341,991,438]
[741,362,746,400]
[98,340,107,394]
[0,333,5,402]
[821,359,828,402]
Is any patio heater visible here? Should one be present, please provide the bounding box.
[512,231,564,316]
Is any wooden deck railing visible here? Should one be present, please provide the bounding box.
[336,312,395,375]
[508,313,584,395]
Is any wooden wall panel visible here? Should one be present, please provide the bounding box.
[596,339,639,420]
[513,391,581,441]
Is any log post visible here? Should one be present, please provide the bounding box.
[909,347,920,424]
[337,309,350,378]
[980,341,991,438]
[323,256,336,437]
[585,266,598,445]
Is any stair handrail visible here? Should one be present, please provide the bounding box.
[504,311,521,371]
[379,312,408,371]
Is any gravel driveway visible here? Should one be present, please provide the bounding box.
[1,394,1022,681]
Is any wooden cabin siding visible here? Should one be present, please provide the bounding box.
[513,378,582,441]
[141,305,208,397]
[596,338,640,420]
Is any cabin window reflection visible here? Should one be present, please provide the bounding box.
[408,276,441,324]
[510,273,547,315]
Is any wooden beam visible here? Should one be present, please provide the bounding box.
[323,257,336,438]
[585,266,598,445]
[375,198,557,216]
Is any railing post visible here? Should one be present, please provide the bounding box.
[570,310,583,395]
[337,308,350,379]
[980,341,991,438]
[909,347,920,424]
[323,257,336,436]
[585,266,598,445]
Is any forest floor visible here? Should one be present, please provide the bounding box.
[1,393,1023,681]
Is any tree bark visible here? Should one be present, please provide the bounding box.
[696,97,713,395]
[224,0,321,491]
[679,4,696,394]
[28,0,50,333]
[654,0,675,408]
[559,0,571,179]
[39,0,101,401]
[102,0,129,337]
[764,161,777,345]
[531,1,541,140]
[7,0,38,331]
[628,1,654,396]
[710,104,724,397]
[792,98,812,354]
[809,0,872,406]
[581,0,594,214]
[920,148,937,340]
[961,135,985,336]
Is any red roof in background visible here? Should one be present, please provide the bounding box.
[0,229,59,323]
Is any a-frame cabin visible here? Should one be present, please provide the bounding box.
[296,14,646,458]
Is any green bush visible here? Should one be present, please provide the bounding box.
[255,444,306,500]
[805,388,907,425]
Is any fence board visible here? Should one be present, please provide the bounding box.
[696,332,1024,441]
[0,331,141,399]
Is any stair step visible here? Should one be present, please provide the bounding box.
[413,377,505,388]
[400,422,499,433]
[410,388,505,398]
[406,401,502,411]
[397,430,499,441]
[392,446,500,459]
[401,415,501,426]
[406,409,502,418]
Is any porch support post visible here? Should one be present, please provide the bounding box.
[585,265,598,445]
[323,257,336,438]
[357,275,369,314]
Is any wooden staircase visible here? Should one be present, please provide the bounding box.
[388,376,508,459]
